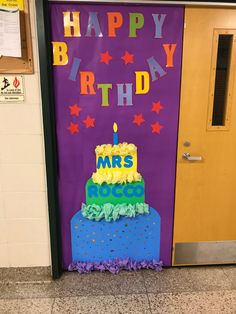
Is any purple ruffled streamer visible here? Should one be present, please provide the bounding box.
[68,258,163,274]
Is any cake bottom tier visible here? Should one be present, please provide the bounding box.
[71,207,161,263]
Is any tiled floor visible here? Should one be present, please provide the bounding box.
[0,265,236,313]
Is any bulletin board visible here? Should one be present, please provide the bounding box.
[0,0,33,73]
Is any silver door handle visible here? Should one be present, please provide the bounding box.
[183,152,202,161]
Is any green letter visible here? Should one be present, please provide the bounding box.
[129,13,144,38]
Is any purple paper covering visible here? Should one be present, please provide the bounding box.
[49,3,184,268]
[68,258,163,274]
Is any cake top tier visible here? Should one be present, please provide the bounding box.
[95,142,137,156]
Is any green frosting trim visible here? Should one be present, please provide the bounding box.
[81,203,149,222]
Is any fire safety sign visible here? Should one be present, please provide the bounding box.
[0,75,24,102]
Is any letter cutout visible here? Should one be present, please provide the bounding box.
[152,14,166,38]
[107,12,123,37]
[124,155,133,168]
[99,185,110,197]
[134,185,144,197]
[97,156,111,169]
[162,44,177,67]
[97,84,112,106]
[123,185,134,197]
[52,42,68,66]
[85,12,103,37]
[117,83,133,106]
[112,185,123,198]
[112,156,122,168]
[63,12,81,37]
[69,57,81,81]
[135,71,150,94]
[129,13,144,38]
[88,185,98,198]
[80,72,96,95]
[147,56,166,82]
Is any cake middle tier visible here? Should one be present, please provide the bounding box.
[86,178,145,205]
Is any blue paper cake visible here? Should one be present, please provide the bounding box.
[70,123,162,273]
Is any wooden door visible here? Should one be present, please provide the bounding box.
[173,7,236,265]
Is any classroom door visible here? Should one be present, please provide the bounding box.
[173,7,236,265]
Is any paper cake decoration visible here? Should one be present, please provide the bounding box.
[69,123,162,273]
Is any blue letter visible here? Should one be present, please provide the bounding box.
[112,185,123,198]
[123,185,134,197]
[117,83,133,106]
[152,14,166,38]
[124,155,133,168]
[99,185,110,197]
[97,156,111,169]
[85,12,103,37]
[88,185,98,198]
[112,155,122,168]
[147,56,166,82]
[134,185,144,197]
[69,57,81,81]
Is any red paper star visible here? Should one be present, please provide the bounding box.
[83,115,95,128]
[100,51,113,65]
[151,122,164,134]
[67,122,79,134]
[133,114,145,126]
[69,104,82,117]
[152,101,164,114]
[121,51,134,65]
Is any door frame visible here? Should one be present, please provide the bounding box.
[36,0,236,279]
[36,0,62,279]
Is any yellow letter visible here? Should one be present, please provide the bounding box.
[63,12,81,37]
[135,71,150,94]
[52,42,68,66]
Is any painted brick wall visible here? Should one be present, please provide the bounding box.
[0,0,51,267]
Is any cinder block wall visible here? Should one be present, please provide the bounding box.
[0,0,51,267]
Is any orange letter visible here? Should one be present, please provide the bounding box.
[107,12,123,37]
[52,42,68,66]
[162,44,177,68]
[80,72,96,95]
[63,12,81,37]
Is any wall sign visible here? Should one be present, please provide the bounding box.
[0,0,24,11]
[0,75,24,102]
[50,3,184,272]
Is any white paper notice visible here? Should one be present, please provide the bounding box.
[0,7,21,57]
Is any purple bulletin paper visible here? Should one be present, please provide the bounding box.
[49,3,184,268]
